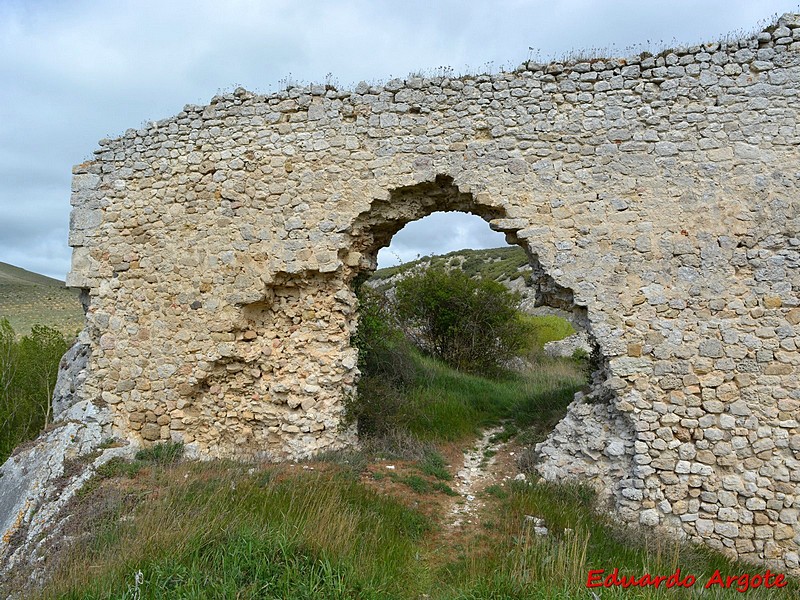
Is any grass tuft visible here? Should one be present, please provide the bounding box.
[134,441,184,465]
[420,449,452,481]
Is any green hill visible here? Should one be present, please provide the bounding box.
[0,261,68,287]
[370,246,531,289]
[0,262,83,337]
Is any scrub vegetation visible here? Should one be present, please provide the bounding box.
[0,318,70,462]
[2,258,796,599]
[0,262,83,337]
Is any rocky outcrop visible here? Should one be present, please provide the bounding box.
[543,331,593,358]
[51,342,89,420]
[0,343,131,585]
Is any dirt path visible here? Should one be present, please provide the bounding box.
[449,426,515,529]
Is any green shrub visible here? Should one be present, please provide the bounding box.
[348,287,420,438]
[0,318,70,462]
[352,288,415,384]
[571,347,589,361]
[394,267,535,375]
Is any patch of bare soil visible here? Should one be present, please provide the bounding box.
[409,425,532,569]
[449,426,505,529]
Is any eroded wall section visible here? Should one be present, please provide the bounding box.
[67,15,800,572]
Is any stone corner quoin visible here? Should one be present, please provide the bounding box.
[65,14,799,573]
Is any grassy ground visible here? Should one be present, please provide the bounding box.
[437,476,796,599]
[520,314,575,351]
[24,440,798,599]
[0,262,83,337]
[9,353,795,599]
[400,354,585,444]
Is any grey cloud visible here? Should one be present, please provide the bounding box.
[0,0,796,278]
[377,212,507,268]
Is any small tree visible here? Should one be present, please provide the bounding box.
[349,288,418,436]
[17,325,70,426]
[0,319,70,461]
[394,267,533,375]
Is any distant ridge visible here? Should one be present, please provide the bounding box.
[0,262,66,287]
[0,262,82,336]
[371,246,531,286]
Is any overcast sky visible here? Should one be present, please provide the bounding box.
[1,0,797,279]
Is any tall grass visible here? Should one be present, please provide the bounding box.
[29,462,797,599]
[36,463,431,599]
[436,479,797,599]
[400,354,585,443]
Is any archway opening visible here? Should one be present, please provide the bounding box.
[346,176,603,476]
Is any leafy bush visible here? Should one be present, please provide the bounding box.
[394,267,535,375]
[0,318,70,462]
[352,288,416,387]
[347,288,419,437]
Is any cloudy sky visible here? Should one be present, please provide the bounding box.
[1,0,797,279]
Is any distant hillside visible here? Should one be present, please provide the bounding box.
[370,246,532,291]
[0,262,83,337]
[0,262,67,287]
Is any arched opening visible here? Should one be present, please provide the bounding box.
[344,175,616,487]
[348,176,585,322]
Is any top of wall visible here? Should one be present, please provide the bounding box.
[83,12,800,160]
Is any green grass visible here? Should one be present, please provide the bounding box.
[354,260,584,446]
[79,443,186,499]
[387,471,458,497]
[432,482,459,496]
[0,262,83,337]
[420,449,452,481]
[34,464,432,599]
[483,484,509,499]
[29,462,797,600]
[520,314,576,349]
[399,353,585,444]
[135,441,185,465]
[395,473,434,494]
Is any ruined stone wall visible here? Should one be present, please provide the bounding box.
[67,15,799,572]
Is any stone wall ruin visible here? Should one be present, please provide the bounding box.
[65,15,800,572]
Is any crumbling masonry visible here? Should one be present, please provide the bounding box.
[66,16,799,572]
